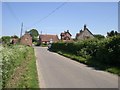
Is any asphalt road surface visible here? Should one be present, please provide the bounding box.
[34,47,118,88]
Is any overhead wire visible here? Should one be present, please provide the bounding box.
[5,2,68,31]
[25,2,67,30]
[5,2,27,34]
[5,3,21,23]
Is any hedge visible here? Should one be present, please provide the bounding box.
[50,35,120,67]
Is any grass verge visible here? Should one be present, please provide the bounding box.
[4,45,39,88]
[17,47,39,88]
[55,50,120,76]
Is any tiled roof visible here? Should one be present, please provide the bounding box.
[39,34,59,42]
[21,33,32,38]
[76,30,84,37]
[60,31,72,36]
[76,27,94,38]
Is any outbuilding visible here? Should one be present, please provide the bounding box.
[20,33,32,46]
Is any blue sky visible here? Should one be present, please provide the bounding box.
[2,2,118,38]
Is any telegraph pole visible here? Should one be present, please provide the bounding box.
[20,22,23,38]
[41,30,42,35]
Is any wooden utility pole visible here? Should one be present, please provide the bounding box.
[41,30,42,35]
[20,22,23,38]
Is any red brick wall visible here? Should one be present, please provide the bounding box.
[20,34,32,46]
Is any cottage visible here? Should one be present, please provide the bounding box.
[39,34,59,44]
[20,33,32,46]
[60,30,72,41]
[76,25,94,40]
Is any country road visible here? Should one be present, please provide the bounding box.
[34,47,118,88]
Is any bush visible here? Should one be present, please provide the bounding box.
[95,36,120,66]
[50,36,120,67]
[1,36,11,44]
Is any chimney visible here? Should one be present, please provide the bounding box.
[80,29,82,33]
[67,30,69,32]
[84,24,87,30]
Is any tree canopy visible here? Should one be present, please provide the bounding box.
[107,30,119,37]
[1,36,11,44]
[11,35,19,39]
[28,29,39,42]
[28,29,39,37]
[94,34,105,39]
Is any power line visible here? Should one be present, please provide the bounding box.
[5,2,68,32]
[5,3,21,23]
[25,2,67,30]
[5,3,27,36]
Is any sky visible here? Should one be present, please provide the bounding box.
[2,1,118,38]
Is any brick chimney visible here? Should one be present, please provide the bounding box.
[84,24,87,30]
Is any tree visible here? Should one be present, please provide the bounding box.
[1,36,11,44]
[11,35,19,39]
[94,34,105,39]
[28,29,39,42]
[107,30,118,37]
[0,37,2,43]
[28,29,39,37]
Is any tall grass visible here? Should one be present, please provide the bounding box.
[1,45,39,88]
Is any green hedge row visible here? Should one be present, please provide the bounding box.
[50,36,120,67]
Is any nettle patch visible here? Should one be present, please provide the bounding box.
[1,45,30,88]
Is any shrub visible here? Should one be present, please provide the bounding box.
[50,36,120,67]
[95,36,120,66]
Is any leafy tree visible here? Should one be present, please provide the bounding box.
[28,29,39,42]
[94,34,105,39]
[107,30,118,37]
[0,37,2,43]
[1,36,11,44]
[11,35,19,39]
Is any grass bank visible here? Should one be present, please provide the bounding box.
[56,50,120,76]
[1,45,39,88]
[50,36,120,76]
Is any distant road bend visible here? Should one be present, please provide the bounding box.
[35,47,118,88]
